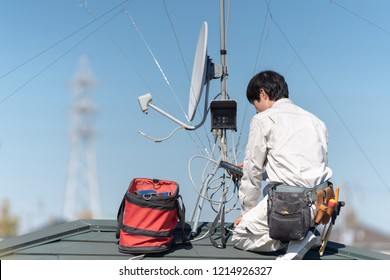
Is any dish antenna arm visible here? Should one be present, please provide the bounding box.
[137,78,211,142]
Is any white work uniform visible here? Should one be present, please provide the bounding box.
[232,98,332,252]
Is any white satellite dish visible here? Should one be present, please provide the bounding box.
[188,21,208,122]
[137,21,217,141]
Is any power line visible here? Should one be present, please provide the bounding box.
[79,0,152,92]
[330,0,390,36]
[0,3,126,105]
[0,0,129,83]
[264,0,390,195]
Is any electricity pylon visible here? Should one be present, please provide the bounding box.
[63,55,100,221]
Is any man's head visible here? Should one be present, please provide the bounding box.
[246,70,289,112]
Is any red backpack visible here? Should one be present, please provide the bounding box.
[116,178,186,254]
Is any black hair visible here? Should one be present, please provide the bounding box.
[246,70,289,104]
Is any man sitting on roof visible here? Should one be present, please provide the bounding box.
[232,70,332,260]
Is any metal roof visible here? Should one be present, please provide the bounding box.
[1,219,389,260]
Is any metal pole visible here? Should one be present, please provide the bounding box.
[191,0,230,236]
[219,0,228,101]
[219,0,228,160]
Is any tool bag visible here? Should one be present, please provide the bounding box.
[116,178,185,254]
[267,185,312,241]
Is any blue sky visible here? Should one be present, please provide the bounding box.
[1,0,390,240]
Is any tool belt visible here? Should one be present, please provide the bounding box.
[267,182,333,241]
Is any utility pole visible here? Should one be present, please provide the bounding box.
[63,55,100,221]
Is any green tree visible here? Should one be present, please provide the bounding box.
[0,199,19,237]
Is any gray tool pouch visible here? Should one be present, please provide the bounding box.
[267,189,311,241]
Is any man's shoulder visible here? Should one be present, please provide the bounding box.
[274,98,322,119]
[253,98,325,125]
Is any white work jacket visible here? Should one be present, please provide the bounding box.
[239,98,332,214]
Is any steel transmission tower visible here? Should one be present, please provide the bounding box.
[63,55,100,221]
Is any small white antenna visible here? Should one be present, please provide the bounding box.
[138,93,195,130]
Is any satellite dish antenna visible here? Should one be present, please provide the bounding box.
[137,21,220,141]
[188,21,208,122]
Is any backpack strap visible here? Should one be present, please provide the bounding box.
[115,195,126,239]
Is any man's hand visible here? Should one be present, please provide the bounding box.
[232,162,244,180]
[233,215,242,228]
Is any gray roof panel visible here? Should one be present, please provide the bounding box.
[1,219,389,260]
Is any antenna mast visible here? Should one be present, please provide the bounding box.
[219,0,228,101]
[136,0,238,236]
[189,0,238,235]
[63,55,100,221]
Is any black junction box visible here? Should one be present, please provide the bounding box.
[210,99,237,131]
